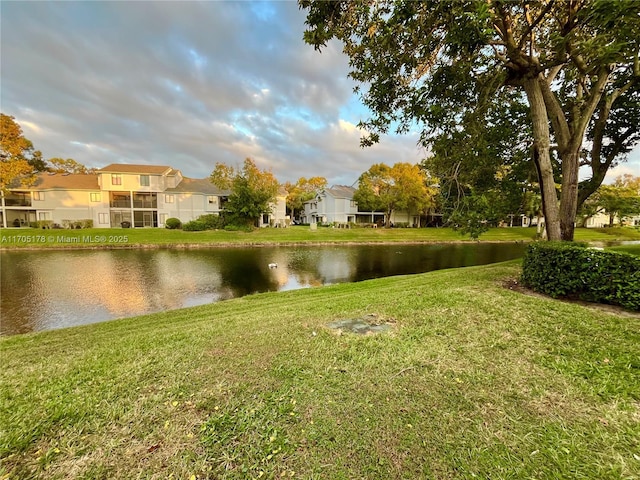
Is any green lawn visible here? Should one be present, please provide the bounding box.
[2,225,639,249]
[609,244,640,256]
[1,261,638,479]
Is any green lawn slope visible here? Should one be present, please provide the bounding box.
[2,261,638,479]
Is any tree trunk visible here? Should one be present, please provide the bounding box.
[559,150,580,240]
[522,76,562,241]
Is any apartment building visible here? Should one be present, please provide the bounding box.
[1,164,287,228]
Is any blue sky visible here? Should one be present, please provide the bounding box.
[1,1,638,186]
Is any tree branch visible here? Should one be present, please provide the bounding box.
[539,75,571,151]
[518,0,555,51]
[572,65,612,151]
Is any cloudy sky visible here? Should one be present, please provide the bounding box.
[1,1,638,187]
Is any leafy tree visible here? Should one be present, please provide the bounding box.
[210,158,280,227]
[523,190,547,235]
[284,176,327,219]
[301,0,640,241]
[354,162,436,227]
[423,91,540,231]
[595,175,640,226]
[49,158,93,174]
[0,114,46,193]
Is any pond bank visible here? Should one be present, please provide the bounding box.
[2,242,528,335]
[1,225,638,250]
[2,261,638,479]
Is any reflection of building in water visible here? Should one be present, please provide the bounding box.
[25,251,227,322]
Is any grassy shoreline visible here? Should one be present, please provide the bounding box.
[1,261,638,479]
[1,225,639,250]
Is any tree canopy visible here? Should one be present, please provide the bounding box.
[354,162,437,227]
[0,114,45,193]
[49,158,92,175]
[301,0,640,241]
[587,174,640,226]
[210,158,280,227]
[284,176,327,219]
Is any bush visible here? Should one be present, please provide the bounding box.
[182,220,207,231]
[35,220,53,229]
[165,217,182,229]
[198,214,225,230]
[521,242,640,311]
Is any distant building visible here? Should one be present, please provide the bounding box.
[1,164,287,228]
[301,185,433,226]
[301,185,381,225]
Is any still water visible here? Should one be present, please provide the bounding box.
[1,243,526,335]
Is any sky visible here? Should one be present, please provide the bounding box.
[1,1,638,187]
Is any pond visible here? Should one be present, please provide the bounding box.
[0,242,526,336]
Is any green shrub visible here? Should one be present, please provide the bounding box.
[521,242,640,311]
[81,219,93,229]
[165,217,182,229]
[34,220,53,229]
[182,220,207,231]
[197,214,225,229]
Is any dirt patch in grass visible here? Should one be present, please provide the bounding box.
[502,278,640,318]
[326,314,396,335]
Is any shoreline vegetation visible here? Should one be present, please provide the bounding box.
[1,228,639,478]
[1,225,639,250]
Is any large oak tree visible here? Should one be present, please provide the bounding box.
[300,0,640,241]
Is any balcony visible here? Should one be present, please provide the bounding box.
[133,199,157,209]
[4,198,32,207]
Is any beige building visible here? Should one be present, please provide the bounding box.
[301,185,421,226]
[1,164,287,228]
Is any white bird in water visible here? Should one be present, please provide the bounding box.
[268,263,278,268]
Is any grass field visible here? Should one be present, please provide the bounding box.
[1,261,638,479]
[2,225,639,249]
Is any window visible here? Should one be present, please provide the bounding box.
[165,194,174,203]
[38,212,50,220]
[160,213,168,224]
[140,175,150,186]
[98,213,109,224]
[90,193,101,202]
[350,200,357,207]
[111,174,122,185]
[208,196,216,205]
[33,191,44,201]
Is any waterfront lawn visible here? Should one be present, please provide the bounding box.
[1,261,638,479]
[1,225,638,248]
[609,244,640,256]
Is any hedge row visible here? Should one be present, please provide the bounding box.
[521,242,640,311]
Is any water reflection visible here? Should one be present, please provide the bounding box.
[1,243,526,335]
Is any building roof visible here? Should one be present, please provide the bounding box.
[165,177,229,195]
[29,173,100,190]
[324,185,356,199]
[98,164,174,175]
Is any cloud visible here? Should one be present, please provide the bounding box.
[1,0,637,188]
